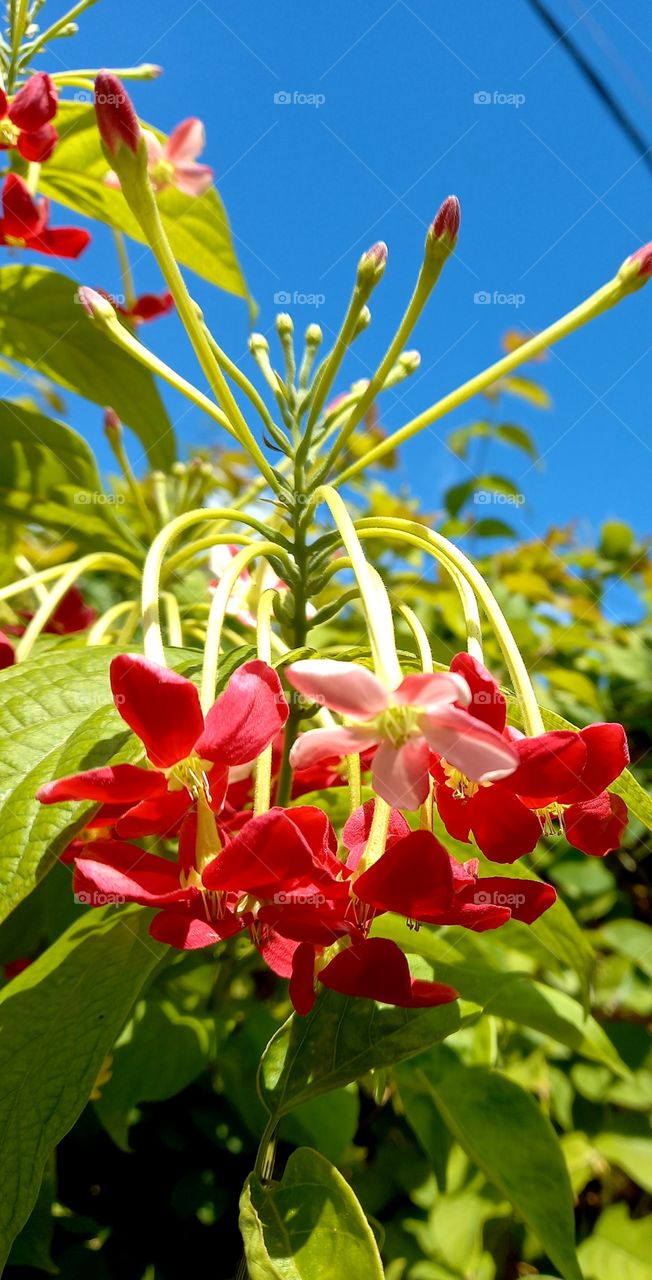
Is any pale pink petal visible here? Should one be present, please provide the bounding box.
[173,162,213,197]
[289,725,379,771]
[421,706,518,783]
[286,660,389,719]
[371,737,431,809]
[394,671,471,710]
[144,130,164,164]
[104,170,121,190]
[165,117,206,164]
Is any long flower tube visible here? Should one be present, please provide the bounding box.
[87,600,138,645]
[334,247,652,485]
[253,588,280,816]
[140,509,292,667]
[13,553,140,661]
[201,542,294,713]
[354,517,544,736]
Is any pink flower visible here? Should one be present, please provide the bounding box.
[286,660,518,810]
[106,118,213,197]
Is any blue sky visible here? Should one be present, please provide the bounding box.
[8,0,652,550]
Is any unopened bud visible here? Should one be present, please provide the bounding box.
[425,195,460,271]
[58,21,78,36]
[275,312,294,336]
[103,407,122,439]
[384,349,421,388]
[95,72,140,157]
[248,333,270,356]
[305,323,322,346]
[171,461,187,477]
[353,305,372,338]
[618,242,652,292]
[77,286,116,322]
[357,241,388,291]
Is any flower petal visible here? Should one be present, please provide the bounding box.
[565,792,628,856]
[394,670,470,709]
[285,659,389,719]
[450,652,506,732]
[2,173,42,238]
[149,906,242,949]
[173,163,213,196]
[354,829,454,918]
[165,117,206,164]
[202,808,315,895]
[194,660,288,765]
[37,763,164,806]
[114,789,190,839]
[289,942,317,1015]
[468,786,542,863]
[503,730,588,799]
[371,737,431,810]
[8,72,57,130]
[421,706,518,783]
[456,876,557,924]
[73,840,184,906]
[17,123,58,163]
[289,725,378,771]
[110,654,204,768]
[556,723,629,804]
[319,938,458,1009]
[342,799,409,870]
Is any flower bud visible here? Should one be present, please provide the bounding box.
[275,312,294,336]
[77,286,117,322]
[305,323,323,346]
[171,461,187,477]
[353,305,372,338]
[357,241,388,290]
[95,72,140,157]
[248,333,270,356]
[384,349,421,389]
[618,242,652,290]
[425,195,460,272]
[103,407,122,440]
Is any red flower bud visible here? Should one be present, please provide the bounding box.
[356,241,388,290]
[104,407,122,439]
[94,72,140,156]
[432,194,461,245]
[629,242,652,279]
[8,72,57,131]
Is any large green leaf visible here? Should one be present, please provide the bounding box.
[0,400,138,556]
[40,102,250,301]
[579,1203,652,1280]
[258,988,477,1120]
[0,648,141,924]
[0,265,174,469]
[375,917,626,1075]
[0,906,165,1270]
[423,1057,583,1280]
[240,1148,384,1280]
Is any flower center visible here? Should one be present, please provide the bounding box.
[166,755,214,803]
[374,704,421,746]
[0,120,19,147]
[3,235,26,249]
[149,157,176,189]
[441,760,479,799]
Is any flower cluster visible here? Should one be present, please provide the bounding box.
[0,73,59,162]
[35,643,630,1016]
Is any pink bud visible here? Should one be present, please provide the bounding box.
[432,195,461,244]
[104,407,122,438]
[357,241,388,289]
[77,286,116,320]
[94,72,140,156]
[629,242,652,278]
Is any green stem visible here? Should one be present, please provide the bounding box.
[15,554,140,661]
[253,589,278,815]
[112,228,137,312]
[336,274,631,484]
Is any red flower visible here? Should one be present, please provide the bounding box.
[291,937,459,1014]
[94,72,140,157]
[97,287,174,324]
[0,631,15,669]
[0,73,58,162]
[38,655,289,839]
[432,653,629,860]
[0,175,90,259]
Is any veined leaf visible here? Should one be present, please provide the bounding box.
[0,907,165,1270]
[240,1148,384,1280]
[40,102,250,302]
[0,265,174,469]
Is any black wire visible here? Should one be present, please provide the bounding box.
[525,0,652,177]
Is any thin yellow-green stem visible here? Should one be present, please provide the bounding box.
[15,554,140,661]
[253,589,279,816]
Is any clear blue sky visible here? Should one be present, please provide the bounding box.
[9,1,652,549]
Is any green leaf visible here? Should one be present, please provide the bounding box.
[579,1203,652,1280]
[7,1153,57,1273]
[424,1059,583,1280]
[375,917,625,1075]
[94,994,214,1150]
[0,265,174,469]
[240,1148,384,1280]
[593,1114,652,1192]
[0,906,165,1270]
[0,400,138,556]
[258,988,476,1120]
[593,919,652,979]
[40,102,250,302]
[283,1088,360,1167]
[0,648,143,924]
